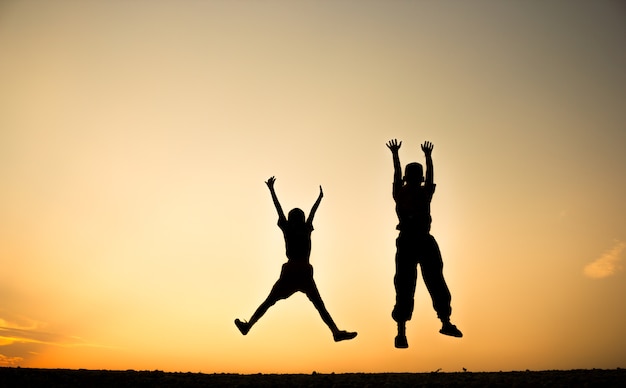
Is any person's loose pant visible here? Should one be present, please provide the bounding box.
[392,233,452,323]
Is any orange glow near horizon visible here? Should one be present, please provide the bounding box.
[1,0,625,373]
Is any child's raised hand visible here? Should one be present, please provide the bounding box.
[421,141,434,156]
[266,176,276,189]
[386,139,402,153]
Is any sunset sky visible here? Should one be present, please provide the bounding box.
[1,0,625,373]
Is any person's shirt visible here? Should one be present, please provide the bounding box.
[393,181,436,234]
[278,219,313,263]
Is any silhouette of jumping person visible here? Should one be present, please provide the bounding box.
[235,176,357,342]
[386,139,462,349]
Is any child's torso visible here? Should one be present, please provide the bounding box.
[280,222,313,262]
[395,184,434,233]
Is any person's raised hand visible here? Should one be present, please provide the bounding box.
[421,141,434,156]
[386,139,402,153]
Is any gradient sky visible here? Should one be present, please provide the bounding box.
[1,0,625,373]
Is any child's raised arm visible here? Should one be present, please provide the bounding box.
[421,141,434,185]
[266,176,286,222]
[307,185,323,225]
[386,139,402,184]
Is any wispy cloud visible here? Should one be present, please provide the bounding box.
[0,312,45,332]
[0,311,111,366]
[583,240,625,279]
[0,354,23,366]
[0,326,86,347]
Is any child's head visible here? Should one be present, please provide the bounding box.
[404,162,424,185]
[288,208,306,224]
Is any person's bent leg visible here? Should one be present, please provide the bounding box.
[421,235,462,338]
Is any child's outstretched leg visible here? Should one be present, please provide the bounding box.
[235,287,283,335]
[305,281,357,342]
[235,298,271,335]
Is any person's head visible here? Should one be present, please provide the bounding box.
[404,162,424,185]
[288,208,306,224]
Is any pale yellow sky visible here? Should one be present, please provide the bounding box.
[1,0,625,373]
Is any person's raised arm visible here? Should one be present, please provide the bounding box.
[307,185,323,225]
[266,176,286,222]
[386,139,402,185]
[421,141,434,185]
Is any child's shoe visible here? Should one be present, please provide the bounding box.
[234,319,250,335]
[439,322,463,337]
[333,330,357,342]
[394,335,408,348]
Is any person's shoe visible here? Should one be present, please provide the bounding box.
[394,335,408,348]
[333,330,357,342]
[234,319,250,335]
[439,322,463,337]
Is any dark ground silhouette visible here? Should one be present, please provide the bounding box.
[386,139,462,349]
[1,368,624,387]
[235,176,356,342]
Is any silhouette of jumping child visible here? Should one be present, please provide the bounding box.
[235,176,357,342]
[386,139,462,349]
